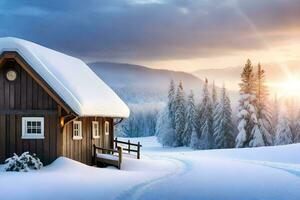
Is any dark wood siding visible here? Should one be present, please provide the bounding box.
[0,59,61,165]
[0,55,117,166]
[62,117,114,165]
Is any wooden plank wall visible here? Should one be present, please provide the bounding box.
[0,59,61,165]
[62,117,114,165]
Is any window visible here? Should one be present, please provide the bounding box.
[104,121,109,136]
[92,121,100,139]
[22,117,44,139]
[73,121,82,140]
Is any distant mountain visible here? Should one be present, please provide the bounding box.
[193,67,241,90]
[88,62,204,104]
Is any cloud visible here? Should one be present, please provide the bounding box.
[0,0,299,62]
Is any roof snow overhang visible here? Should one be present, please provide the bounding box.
[0,37,130,118]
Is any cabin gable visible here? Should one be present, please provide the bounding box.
[0,51,73,114]
[0,53,63,164]
[0,52,115,165]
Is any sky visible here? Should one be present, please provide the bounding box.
[0,0,300,72]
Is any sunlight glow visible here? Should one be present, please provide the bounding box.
[268,77,300,98]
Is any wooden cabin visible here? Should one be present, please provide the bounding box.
[0,37,130,165]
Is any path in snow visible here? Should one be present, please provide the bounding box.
[116,154,193,200]
[135,156,300,200]
[115,137,300,200]
[244,160,300,178]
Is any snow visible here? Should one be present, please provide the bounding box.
[2,136,300,199]
[96,153,119,161]
[0,37,129,118]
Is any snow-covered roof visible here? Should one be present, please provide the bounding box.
[0,37,130,118]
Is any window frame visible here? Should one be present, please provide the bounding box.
[73,121,82,140]
[104,121,110,136]
[22,117,44,139]
[92,121,100,139]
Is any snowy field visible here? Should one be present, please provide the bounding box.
[1,136,300,200]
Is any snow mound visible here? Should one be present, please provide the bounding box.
[0,37,130,118]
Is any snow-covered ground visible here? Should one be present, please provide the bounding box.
[1,136,300,200]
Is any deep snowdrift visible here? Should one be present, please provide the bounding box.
[1,137,300,200]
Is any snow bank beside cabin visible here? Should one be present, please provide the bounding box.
[2,137,300,200]
[0,156,175,200]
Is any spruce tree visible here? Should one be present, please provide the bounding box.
[256,63,273,145]
[285,98,297,140]
[271,94,279,133]
[156,108,176,147]
[174,82,186,147]
[183,90,196,146]
[168,79,176,130]
[275,115,293,145]
[236,59,264,147]
[294,111,300,143]
[190,128,199,149]
[212,81,218,109]
[198,79,214,149]
[213,85,234,148]
[156,79,177,147]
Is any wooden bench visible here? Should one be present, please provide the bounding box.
[93,145,122,169]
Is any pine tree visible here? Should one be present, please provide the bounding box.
[198,79,214,149]
[236,59,264,147]
[190,128,199,149]
[183,90,196,146]
[213,85,234,148]
[212,81,218,109]
[174,82,186,147]
[274,115,293,145]
[249,124,265,147]
[256,63,273,145]
[168,79,176,129]
[156,79,177,147]
[156,108,176,147]
[285,98,297,140]
[294,111,300,143]
[271,94,279,132]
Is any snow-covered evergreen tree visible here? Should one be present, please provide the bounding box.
[190,128,199,149]
[174,82,186,147]
[213,85,234,148]
[274,115,293,145]
[271,94,279,134]
[156,79,178,147]
[156,107,176,147]
[249,124,265,147]
[183,90,196,146]
[168,79,176,130]
[293,111,300,143]
[198,79,214,149]
[256,63,273,145]
[236,59,264,147]
[212,81,218,109]
[285,98,298,140]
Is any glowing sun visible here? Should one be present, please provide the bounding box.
[268,77,300,97]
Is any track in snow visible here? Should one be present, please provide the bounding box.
[244,160,300,178]
[115,155,192,200]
